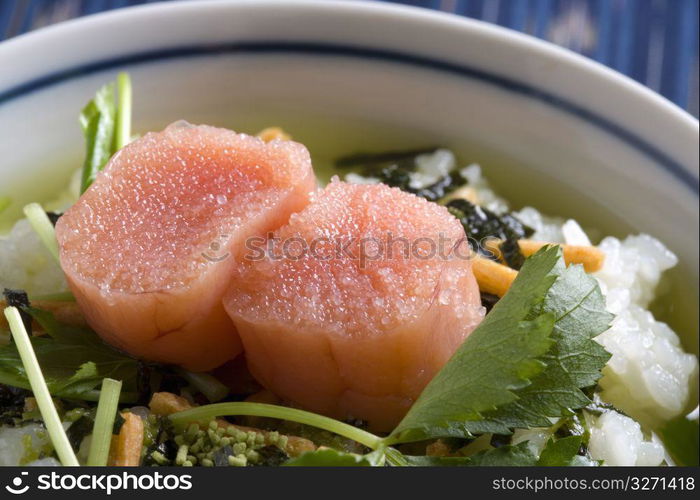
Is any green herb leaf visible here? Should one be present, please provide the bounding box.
[658,415,699,466]
[467,442,539,466]
[469,262,612,433]
[398,454,472,466]
[284,448,383,466]
[0,307,139,402]
[80,82,116,193]
[79,73,133,193]
[398,442,541,467]
[387,247,562,444]
[53,361,99,394]
[388,246,612,444]
[537,436,595,466]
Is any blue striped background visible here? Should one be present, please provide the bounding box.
[1,0,698,117]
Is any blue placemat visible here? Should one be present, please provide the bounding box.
[1,0,698,117]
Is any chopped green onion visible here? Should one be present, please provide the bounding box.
[80,389,138,404]
[3,306,79,466]
[114,72,132,151]
[87,378,122,466]
[175,368,229,402]
[23,203,60,263]
[79,73,133,193]
[79,82,116,193]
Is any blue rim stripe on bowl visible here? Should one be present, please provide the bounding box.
[0,41,697,195]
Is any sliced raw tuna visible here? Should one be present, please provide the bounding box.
[223,180,484,430]
[56,122,316,371]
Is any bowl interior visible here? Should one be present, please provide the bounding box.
[0,3,697,353]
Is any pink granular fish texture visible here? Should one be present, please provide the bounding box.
[224,180,484,431]
[56,121,316,371]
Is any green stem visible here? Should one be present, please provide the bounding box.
[384,446,409,466]
[4,306,79,466]
[87,378,122,466]
[80,389,138,404]
[23,203,60,263]
[169,402,384,451]
[114,72,132,150]
[175,368,229,402]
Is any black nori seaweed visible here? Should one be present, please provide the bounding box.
[45,212,62,226]
[445,199,534,269]
[490,434,512,448]
[414,171,467,201]
[0,385,30,425]
[336,147,468,201]
[67,414,95,450]
[255,445,289,466]
[213,445,234,466]
[2,288,32,335]
[112,412,125,434]
[499,238,526,270]
[480,292,500,313]
[445,199,533,243]
[135,362,187,405]
[136,361,152,405]
[142,417,178,466]
[334,147,440,168]
[377,162,413,191]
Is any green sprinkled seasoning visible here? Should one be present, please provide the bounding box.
[154,418,288,467]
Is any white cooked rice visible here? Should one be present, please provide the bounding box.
[0,219,68,296]
[0,170,79,296]
[587,409,665,466]
[466,166,697,405]
[458,160,697,463]
[0,423,51,466]
[410,149,455,189]
[594,237,697,429]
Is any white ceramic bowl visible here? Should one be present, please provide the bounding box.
[0,0,697,344]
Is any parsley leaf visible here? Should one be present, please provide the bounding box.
[284,448,384,466]
[467,442,539,466]
[468,262,613,433]
[388,246,612,444]
[537,436,595,466]
[387,247,561,444]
